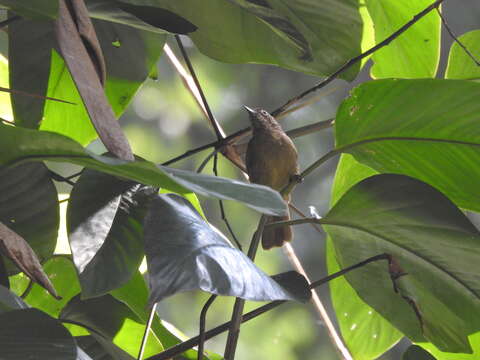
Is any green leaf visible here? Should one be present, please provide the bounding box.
[111,271,200,359]
[335,78,480,213]
[0,162,59,273]
[0,0,58,19]
[445,30,480,80]
[365,0,440,78]
[419,332,480,359]
[22,256,81,318]
[0,308,77,360]
[76,335,134,360]
[67,170,152,298]
[60,294,163,357]
[327,155,402,360]
[0,123,287,215]
[323,174,480,352]
[120,0,364,79]
[403,345,437,360]
[8,18,54,128]
[145,194,305,304]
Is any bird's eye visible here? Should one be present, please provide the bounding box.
[260,110,268,116]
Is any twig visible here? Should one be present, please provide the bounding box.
[276,87,339,120]
[283,243,352,360]
[436,8,480,66]
[145,254,391,360]
[137,304,157,360]
[19,279,33,298]
[49,170,76,186]
[198,295,217,360]
[196,149,218,173]
[59,197,70,204]
[175,35,225,140]
[0,86,76,105]
[270,0,447,117]
[224,215,268,359]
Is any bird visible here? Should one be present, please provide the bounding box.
[244,106,300,249]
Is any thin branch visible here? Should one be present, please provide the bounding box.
[0,86,76,105]
[436,8,480,66]
[270,0,447,117]
[59,197,70,204]
[138,304,157,360]
[174,36,225,140]
[196,149,218,173]
[49,170,76,186]
[198,295,217,360]
[145,254,391,360]
[224,215,268,359]
[276,87,339,120]
[20,279,33,298]
[0,117,14,125]
[286,118,334,139]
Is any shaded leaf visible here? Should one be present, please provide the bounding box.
[323,174,480,352]
[9,18,54,128]
[60,294,164,357]
[0,308,77,360]
[119,0,364,79]
[76,335,134,360]
[55,0,134,160]
[0,123,287,216]
[327,154,402,360]
[419,332,480,360]
[67,170,153,298]
[144,193,302,304]
[0,255,8,288]
[0,284,28,313]
[0,0,58,19]
[117,2,197,33]
[335,78,480,213]
[365,0,440,78]
[403,345,436,360]
[445,30,480,80]
[0,222,58,298]
[0,162,59,273]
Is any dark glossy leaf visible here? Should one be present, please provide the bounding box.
[145,193,302,304]
[68,170,153,298]
[119,0,364,79]
[0,284,27,313]
[55,0,134,160]
[77,346,95,360]
[0,222,58,298]
[0,308,77,360]
[0,0,58,19]
[9,18,54,128]
[445,30,480,80]
[60,294,164,357]
[271,271,311,303]
[327,154,402,359]
[76,335,134,360]
[0,162,59,273]
[335,79,480,213]
[365,0,440,78]
[403,345,436,360]
[22,256,81,317]
[323,174,480,352]
[419,333,480,359]
[117,2,197,33]
[0,123,287,216]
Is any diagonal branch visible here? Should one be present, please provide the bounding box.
[270,0,447,117]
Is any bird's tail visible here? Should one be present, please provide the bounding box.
[262,212,292,250]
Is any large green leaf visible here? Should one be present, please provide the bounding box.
[419,332,480,359]
[67,170,151,298]
[327,154,402,360]
[323,174,480,352]
[0,162,59,273]
[335,78,480,212]
[365,0,440,78]
[0,123,287,215]
[120,0,365,79]
[0,308,77,360]
[445,30,480,80]
[0,0,58,19]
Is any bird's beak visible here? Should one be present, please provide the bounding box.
[243,105,256,115]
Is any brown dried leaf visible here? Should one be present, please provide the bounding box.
[0,222,59,299]
[54,0,133,161]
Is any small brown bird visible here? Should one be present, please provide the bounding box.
[245,106,300,249]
